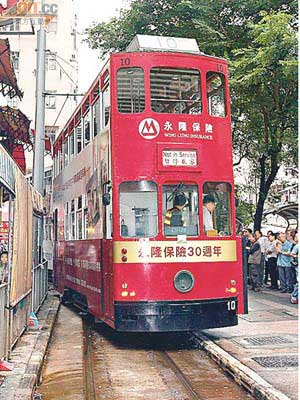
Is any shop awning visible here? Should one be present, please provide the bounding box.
[264,204,298,228]
[0,106,32,161]
[0,38,22,99]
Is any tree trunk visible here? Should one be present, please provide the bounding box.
[253,154,280,231]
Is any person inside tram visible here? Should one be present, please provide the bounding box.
[0,251,8,284]
[203,195,216,233]
[164,193,187,227]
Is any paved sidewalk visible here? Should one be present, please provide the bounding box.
[197,288,298,400]
[0,292,60,400]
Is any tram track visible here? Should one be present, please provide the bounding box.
[82,321,97,400]
[37,306,253,400]
[152,350,202,400]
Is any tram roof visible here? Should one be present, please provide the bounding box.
[54,36,227,148]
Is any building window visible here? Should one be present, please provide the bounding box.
[150,68,201,114]
[117,67,145,114]
[48,19,58,34]
[206,72,226,117]
[119,181,158,238]
[45,95,56,109]
[11,51,19,71]
[46,54,57,71]
[7,97,19,108]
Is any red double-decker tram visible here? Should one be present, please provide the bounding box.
[52,35,246,332]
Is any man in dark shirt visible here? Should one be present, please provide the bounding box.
[164,193,187,227]
[247,234,262,291]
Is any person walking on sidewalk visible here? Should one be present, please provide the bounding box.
[266,232,279,289]
[255,230,267,287]
[290,233,298,304]
[247,234,262,292]
[276,232,293,293]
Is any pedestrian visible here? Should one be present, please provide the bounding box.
[247,233,261,292]
[266,232,279,289]
[0,251,8,284]
[242,229,252,281]
[290,233,298,304]
[276,232,293,293]
[255,230,268,287]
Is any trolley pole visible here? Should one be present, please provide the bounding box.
[33,11,46,195]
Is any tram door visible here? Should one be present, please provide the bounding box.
[101,130,114,321]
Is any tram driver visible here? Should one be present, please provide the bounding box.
[203,195,216,234]
[164,193,187,227]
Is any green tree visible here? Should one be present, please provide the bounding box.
[85,0,297,229]
[232,11,297,230]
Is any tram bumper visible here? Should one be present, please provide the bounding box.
[114,297,238,332]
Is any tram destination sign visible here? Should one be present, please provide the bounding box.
[127,35,200,54]
[162,150,197,167]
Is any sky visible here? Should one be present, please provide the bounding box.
[74,0,126,92]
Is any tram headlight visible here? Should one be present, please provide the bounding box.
[174,270,194,293]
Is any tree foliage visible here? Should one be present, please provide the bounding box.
[85,0,298,229]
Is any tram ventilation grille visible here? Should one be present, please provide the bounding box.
[252,355,298,368]
[244,336,293,346]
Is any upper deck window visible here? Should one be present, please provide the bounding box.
[150,68,201,114]
[102,85,110,127]
[117,68,145,114]
[206,72,226,117]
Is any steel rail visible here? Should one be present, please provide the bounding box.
[159,351,203,400]
[82,321,96,400]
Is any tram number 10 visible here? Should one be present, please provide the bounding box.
[227,300,236,311]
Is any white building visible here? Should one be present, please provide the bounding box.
[0,0,79,171]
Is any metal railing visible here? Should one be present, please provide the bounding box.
[32,260,48,313]
[0,283,8,360]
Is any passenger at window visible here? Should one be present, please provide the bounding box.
[164,193,187,227]
[203,195,216,233]
[0,251,8,284]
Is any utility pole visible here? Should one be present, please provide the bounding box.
[33,6,46,195]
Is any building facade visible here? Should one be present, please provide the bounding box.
[0,0,79,153]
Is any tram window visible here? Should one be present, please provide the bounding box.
[76,121,83,154]
[102,85,110,127]
[63,139,68,167]
[77,195,83,240]
[69,130,75,160]
[59,149,63,171]
[54,209,58,241]
[150,68,201,114]
[163,184,199,237]
[117,68,145,114]
[119,181,158,238]
[202,182,232,236]
[93,97,100,137]
[206,72,226,117]
[70,199,76,239]
[64,203,70,240]
[84,109,91,146]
